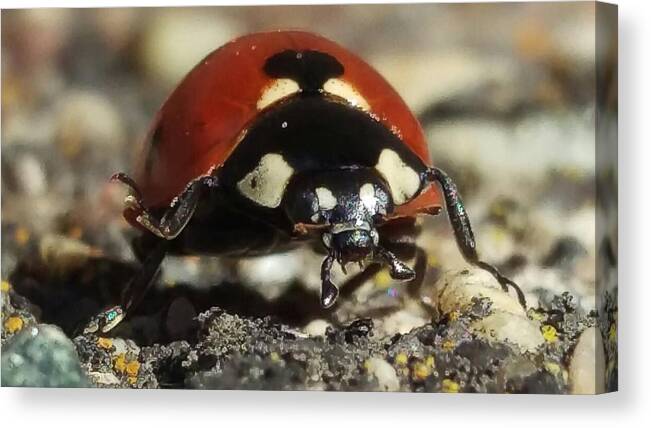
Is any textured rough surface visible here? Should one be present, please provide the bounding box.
[1,324,89,387]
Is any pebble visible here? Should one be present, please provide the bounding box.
[303,319,331,337]
[365,357,400,392]
[88,371,121,386]
[140,11,242,89]
[569,327,606,394]
[435,268,527,317]
[471,312,544,353]
[1,324,88,387]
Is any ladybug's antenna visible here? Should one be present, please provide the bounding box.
[426,167,527,309]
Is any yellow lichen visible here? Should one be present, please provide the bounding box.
[411,362,431,381]
[127,376,137,385]
[270,352,281,362]
[608,323,617,342]
[113,354,127,373]
[1,280,10,292]
[442,339,455,352]
[427,254,439,268]
[394,353,408,366]
[425,355,436,369]
[97,337,113,350]
[126,360,140,377]
[544,362,561,376]
[527,309,545,322]
[541,325,558,343]
[441,379,460,393]
[4,316,24,334]
[448,311,460,322]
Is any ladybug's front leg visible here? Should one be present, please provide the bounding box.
[425,167,527,309]
[83,239,168,334]
[112,172,219,240]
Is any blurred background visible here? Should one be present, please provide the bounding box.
[1,3,617,391]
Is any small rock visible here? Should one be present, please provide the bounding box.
[472,312,544,353]
[365,357,400,392]
[1,324,89,387]
[569,327,606,394]
[436,268,527,317]
[303,319,331,337]
[88,371,120,386]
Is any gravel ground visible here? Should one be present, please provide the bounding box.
[1,4,617,392]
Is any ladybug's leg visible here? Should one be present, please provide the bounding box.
[112,172,219,240]
[320,254,339,308]
[320,248,416,309]
[336,246,426,301]
[425,167,527,308]
[84,238,168,334]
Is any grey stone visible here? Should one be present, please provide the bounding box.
[1,324,89,387]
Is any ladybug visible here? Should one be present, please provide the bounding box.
[85,30,525,333]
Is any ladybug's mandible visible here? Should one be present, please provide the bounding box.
[86,31,525,333]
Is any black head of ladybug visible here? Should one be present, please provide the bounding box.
[284,168,393,267]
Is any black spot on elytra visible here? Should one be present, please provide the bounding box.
[263,50,344,93]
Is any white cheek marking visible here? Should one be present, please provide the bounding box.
[237,153,294,208]
[323,78,370,111]
[375,149,421,205]
[257,78,301,110]
[316,187,337,210]
[359,183,377,212]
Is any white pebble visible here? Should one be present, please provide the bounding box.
[365,357,400,392]
[569,327,606,394]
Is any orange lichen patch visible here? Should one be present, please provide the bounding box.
[126,360,140,377]
[15,226,30,246]
[97,337,113,350]
[113,353,127,373]
[441,379,460,393]
[4,316,24,334]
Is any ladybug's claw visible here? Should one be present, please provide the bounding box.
[83,305,125,334]
[320,254,339,308]
[111,172,143,199]
[375,247,415,281]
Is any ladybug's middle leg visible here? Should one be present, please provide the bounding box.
[112,172,219,240]
[425,167,527,309]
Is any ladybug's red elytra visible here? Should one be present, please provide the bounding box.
[85,30,525,334]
